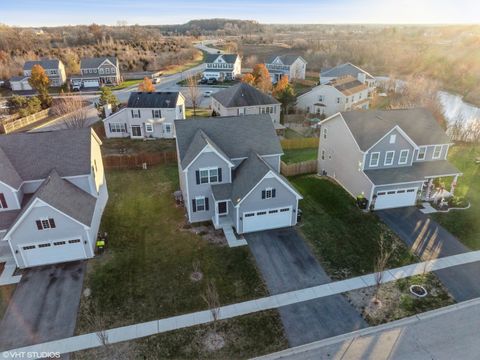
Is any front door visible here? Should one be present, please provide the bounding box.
[218,201,227,216]
[131,125,142,137]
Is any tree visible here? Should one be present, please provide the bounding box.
[373,234,396,304]
[273,77,296,115]
[138,77,155,92]
[272,75,289,97]
[7,95,41,117]
[96,86,119,119]
[201,280,220,333]
[241,73,255,86]
[252,64,272,92]
[28,64,52,108]
[185,75,202,117]
[52,94,91,129]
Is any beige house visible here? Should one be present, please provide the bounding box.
[10,59,67,91]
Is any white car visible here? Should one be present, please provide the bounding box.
[204,91,213,97]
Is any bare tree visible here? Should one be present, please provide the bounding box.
[201,279,220,333]
[373,234,396,304]
[52,93,91,129]
[185,75,202,117]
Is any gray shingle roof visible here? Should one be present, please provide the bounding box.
[0,210,21,231]
[211,183,233,201]
[80,57,117,69]
[175,115,283,170]
[364,160,461,185]
[9,75,28,82]
[340,108,451,151]
[181,129,232,169]
[0,128,93,182]
[204,53,239,64]
[321,63,374,80]
[212,83,279,108]
[266,54,305,66]
[127,92,179,108]
[24,59,61,71]
[0,147,23,189]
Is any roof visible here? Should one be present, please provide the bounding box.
[80,57,117,69]
[181,129,232,169]
[205,53,239,64]
[127,92,180,108]
[211,183,233,201]
[0,147,23,189]
[175,115,283,170]
[329,76,367,96]
[0,128,93,184]
[364,160,461,185]
[212,83,279,108]
[9,75,28,82]
[340,108,452,151]
[24,59,61,71]
[321,63,375,80]
[266,54,305,66]
[0,210,21,231]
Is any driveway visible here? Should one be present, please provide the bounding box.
[0,261,86,351]
[378,207,480,301]
[246,228,367,347]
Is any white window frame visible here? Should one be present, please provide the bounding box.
[417,146,427,160]
[195,196,206,212]
[399,149,409,164]
[265,187,273,199]
[432,145,442,159]
[145,123,154,133]
[199,167,219,184]
[384,151,395,166]
[110,123,124,133]
[389,134,397,144]
[369,152,380,167]
[39,218,51,230]
[153,109,161,118]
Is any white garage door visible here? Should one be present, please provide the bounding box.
[243,206,292,233]
[374,188,418,210]
[20,239,87,268]
[83,79,100,88]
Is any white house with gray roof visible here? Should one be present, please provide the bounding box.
[265,55,307,83]
[10,59,67,91]
[0,128,108,268]
[203,54,241,81]
[211,83,281,124]
[318,108,461,210]
[320,63,376,97]
[103,91,185,139]
[175,115,302,235]
[70,57,121,89]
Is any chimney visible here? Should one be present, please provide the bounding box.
[357,72,366,84]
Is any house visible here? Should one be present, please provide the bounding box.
[70,57,121,89]
[296,75,369,116]
[203,54,241,81]
[103,91,185,139]
[317,108,461,210]
[0,128,108,268]
[320,63,376,96]
[211,83,281,125]
[10,59,67,91]
[174,115,302,235]
[265,55,307,83]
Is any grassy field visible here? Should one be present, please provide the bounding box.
[291,175,416,279]
[111,79,143,91]
[432,144,480,249]
[100,137,177,155]
[76,165,270,332]
[0,285,15,320]
[284,128,304,139]
[162,50,204,76]
[186,108,212,118]
[282,148,318,164]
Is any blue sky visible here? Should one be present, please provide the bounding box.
[1,0,479,26]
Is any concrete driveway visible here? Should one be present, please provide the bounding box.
[246,228,367,347]
[378,207,480,301]
[0,261,86,351]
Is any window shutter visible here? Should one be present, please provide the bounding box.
[131,110,134,117]
[138,110,141,117]
[124,123,128,132]
[205,197,209,211]
[108,123,112,132]
[152,110,154,118]
[195,170,200,185]
[192,199,197,212]
[36,220,42,230]
[218,168,222,182]
[261,190,266,199]
[0,193,7,208]
[49,218,56,228]
[272,189,276,198]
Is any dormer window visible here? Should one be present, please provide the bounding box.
[417,146,427,160]
[433,145,442,159]
[369,152,380,167]
[389,134,397,144]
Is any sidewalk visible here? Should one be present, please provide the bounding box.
[4,250,480,357]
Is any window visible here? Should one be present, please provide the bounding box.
[336,97,340,104]
[68,239,81,244]
[280,208,290,212]
[131,110,141,118]
[369,152,380,167]
[105,68,110,74]
[22,245,35,250]
[321,149,326,160]
[244,213,255,218]
[54,241,66,246]
[323,128,328,139]
[269,209,278,214]
[0,193,7,209]
[99,68,104,74]
[384,151,395,165]
[257,211,267,216]
[318,95,324,102]
[262,188,276,199]
[152,109,161,118]
[399,149,409,164]
[164,124,171,133]
[433,145,442,159]
[193,197,208,212]
[199,170,209,184]
[417,146,427,160]
[38,243,51,248]
[36,218,56,230]
[197,168,221,184]
[145,123,154,133]
[389,134,397,144]
[109,123,126,133]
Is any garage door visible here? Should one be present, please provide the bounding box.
[83,79,99,88]
[20,239,87,268]
[243,207,292,233]
[374,188,418,210]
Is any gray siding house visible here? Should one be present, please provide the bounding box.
[103,91,185,139]
[71,57,121,88]
[175,115,302,235]
[203,54,241,81]
[10,59,67,91]
[318,108,461,210]
[0,129,108,268]
[265,55,307,83]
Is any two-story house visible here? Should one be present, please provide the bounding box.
[0,128,108,268]
[265,55,307,83]
[320,63,376,97]
[296,75,369,117]
[211,83,281,125]
[70,57,121,89]
[103,91,185,139]
[317,108,461,210]
[175,115,302,236]
[10,59,67,91]
[203,54,241,82]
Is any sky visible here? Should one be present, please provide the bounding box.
[0,0,479,27]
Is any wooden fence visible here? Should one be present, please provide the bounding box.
[0,108,50,134]
[103,151,177,170]
[280,137,319,150]
[280,160,318,177]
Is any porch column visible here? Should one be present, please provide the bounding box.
[450,175,459,196]
[426,178,434,201]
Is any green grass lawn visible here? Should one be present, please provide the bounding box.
[291,175,416,279]
[432,144,480,249]
[284,128,304,139]
[77,165,270,332]
[282,148,318,164]
[186,107,212,118]
[100,137,177,155]
[111,79,142,91]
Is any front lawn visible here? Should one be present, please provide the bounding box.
[291,175,416,279]
[284,128,304,139]
[77,165,269,332]
[432,144,480,249]
[186,107,212,118]
[111,79,142,91]
[100,137,177,155]
[282,148,318,164]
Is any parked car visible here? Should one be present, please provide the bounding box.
[207,78,217,85]
[204,91,213,97]
[199,77,208,85]
[152,77,161,84]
